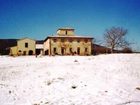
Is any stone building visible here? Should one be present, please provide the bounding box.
[44,28,93,55]
[10,38,36,56]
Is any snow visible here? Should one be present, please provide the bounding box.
[0,54,140,105]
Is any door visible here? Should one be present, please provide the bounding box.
[61,47,65,55]
[77,47,80,55]
[23,51,26,55]
[29,50,33,55]
[45,50,49,55]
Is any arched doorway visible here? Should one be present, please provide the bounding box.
[36,49,41,55]
[29,50,33,55]
[18,50,22,56]
[77,47,80,55]
[45,50,49,55]
[61,47,65,55]
[23,51,26,55]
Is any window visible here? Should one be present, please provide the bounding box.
[53,38,57,42]
[61,38,65,42]
[69,39,73,42]
[65,31,68,35]
[77,39,80,43]
[25,43,28,48]
[85,39,88,43]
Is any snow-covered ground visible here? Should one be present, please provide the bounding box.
[0,54,140,105]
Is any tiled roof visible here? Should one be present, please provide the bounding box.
[17,37,35,41]
[44,35,93,41]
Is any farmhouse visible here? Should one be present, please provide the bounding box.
[44,28,93,55]
[10,38,36,56]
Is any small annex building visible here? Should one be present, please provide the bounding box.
[36,41,44,55]
[9,38,36,56]
[44,28,93,56]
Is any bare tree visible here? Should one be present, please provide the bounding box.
[104,27,129,53]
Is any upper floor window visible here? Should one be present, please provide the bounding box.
[69,39,73,42]
[65,31,68,35]
[53,38,57,42]
[85,39,88,43]
[25,43,28,48]
[77,39,81,43]
[61,38,65,42]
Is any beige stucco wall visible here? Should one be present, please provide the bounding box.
[44,39,50,51]
[47,38,92,55]
[10,46,18,56]
[17,38,36,55]
[43,39,50,55]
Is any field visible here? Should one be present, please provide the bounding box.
[0,54,140,105]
